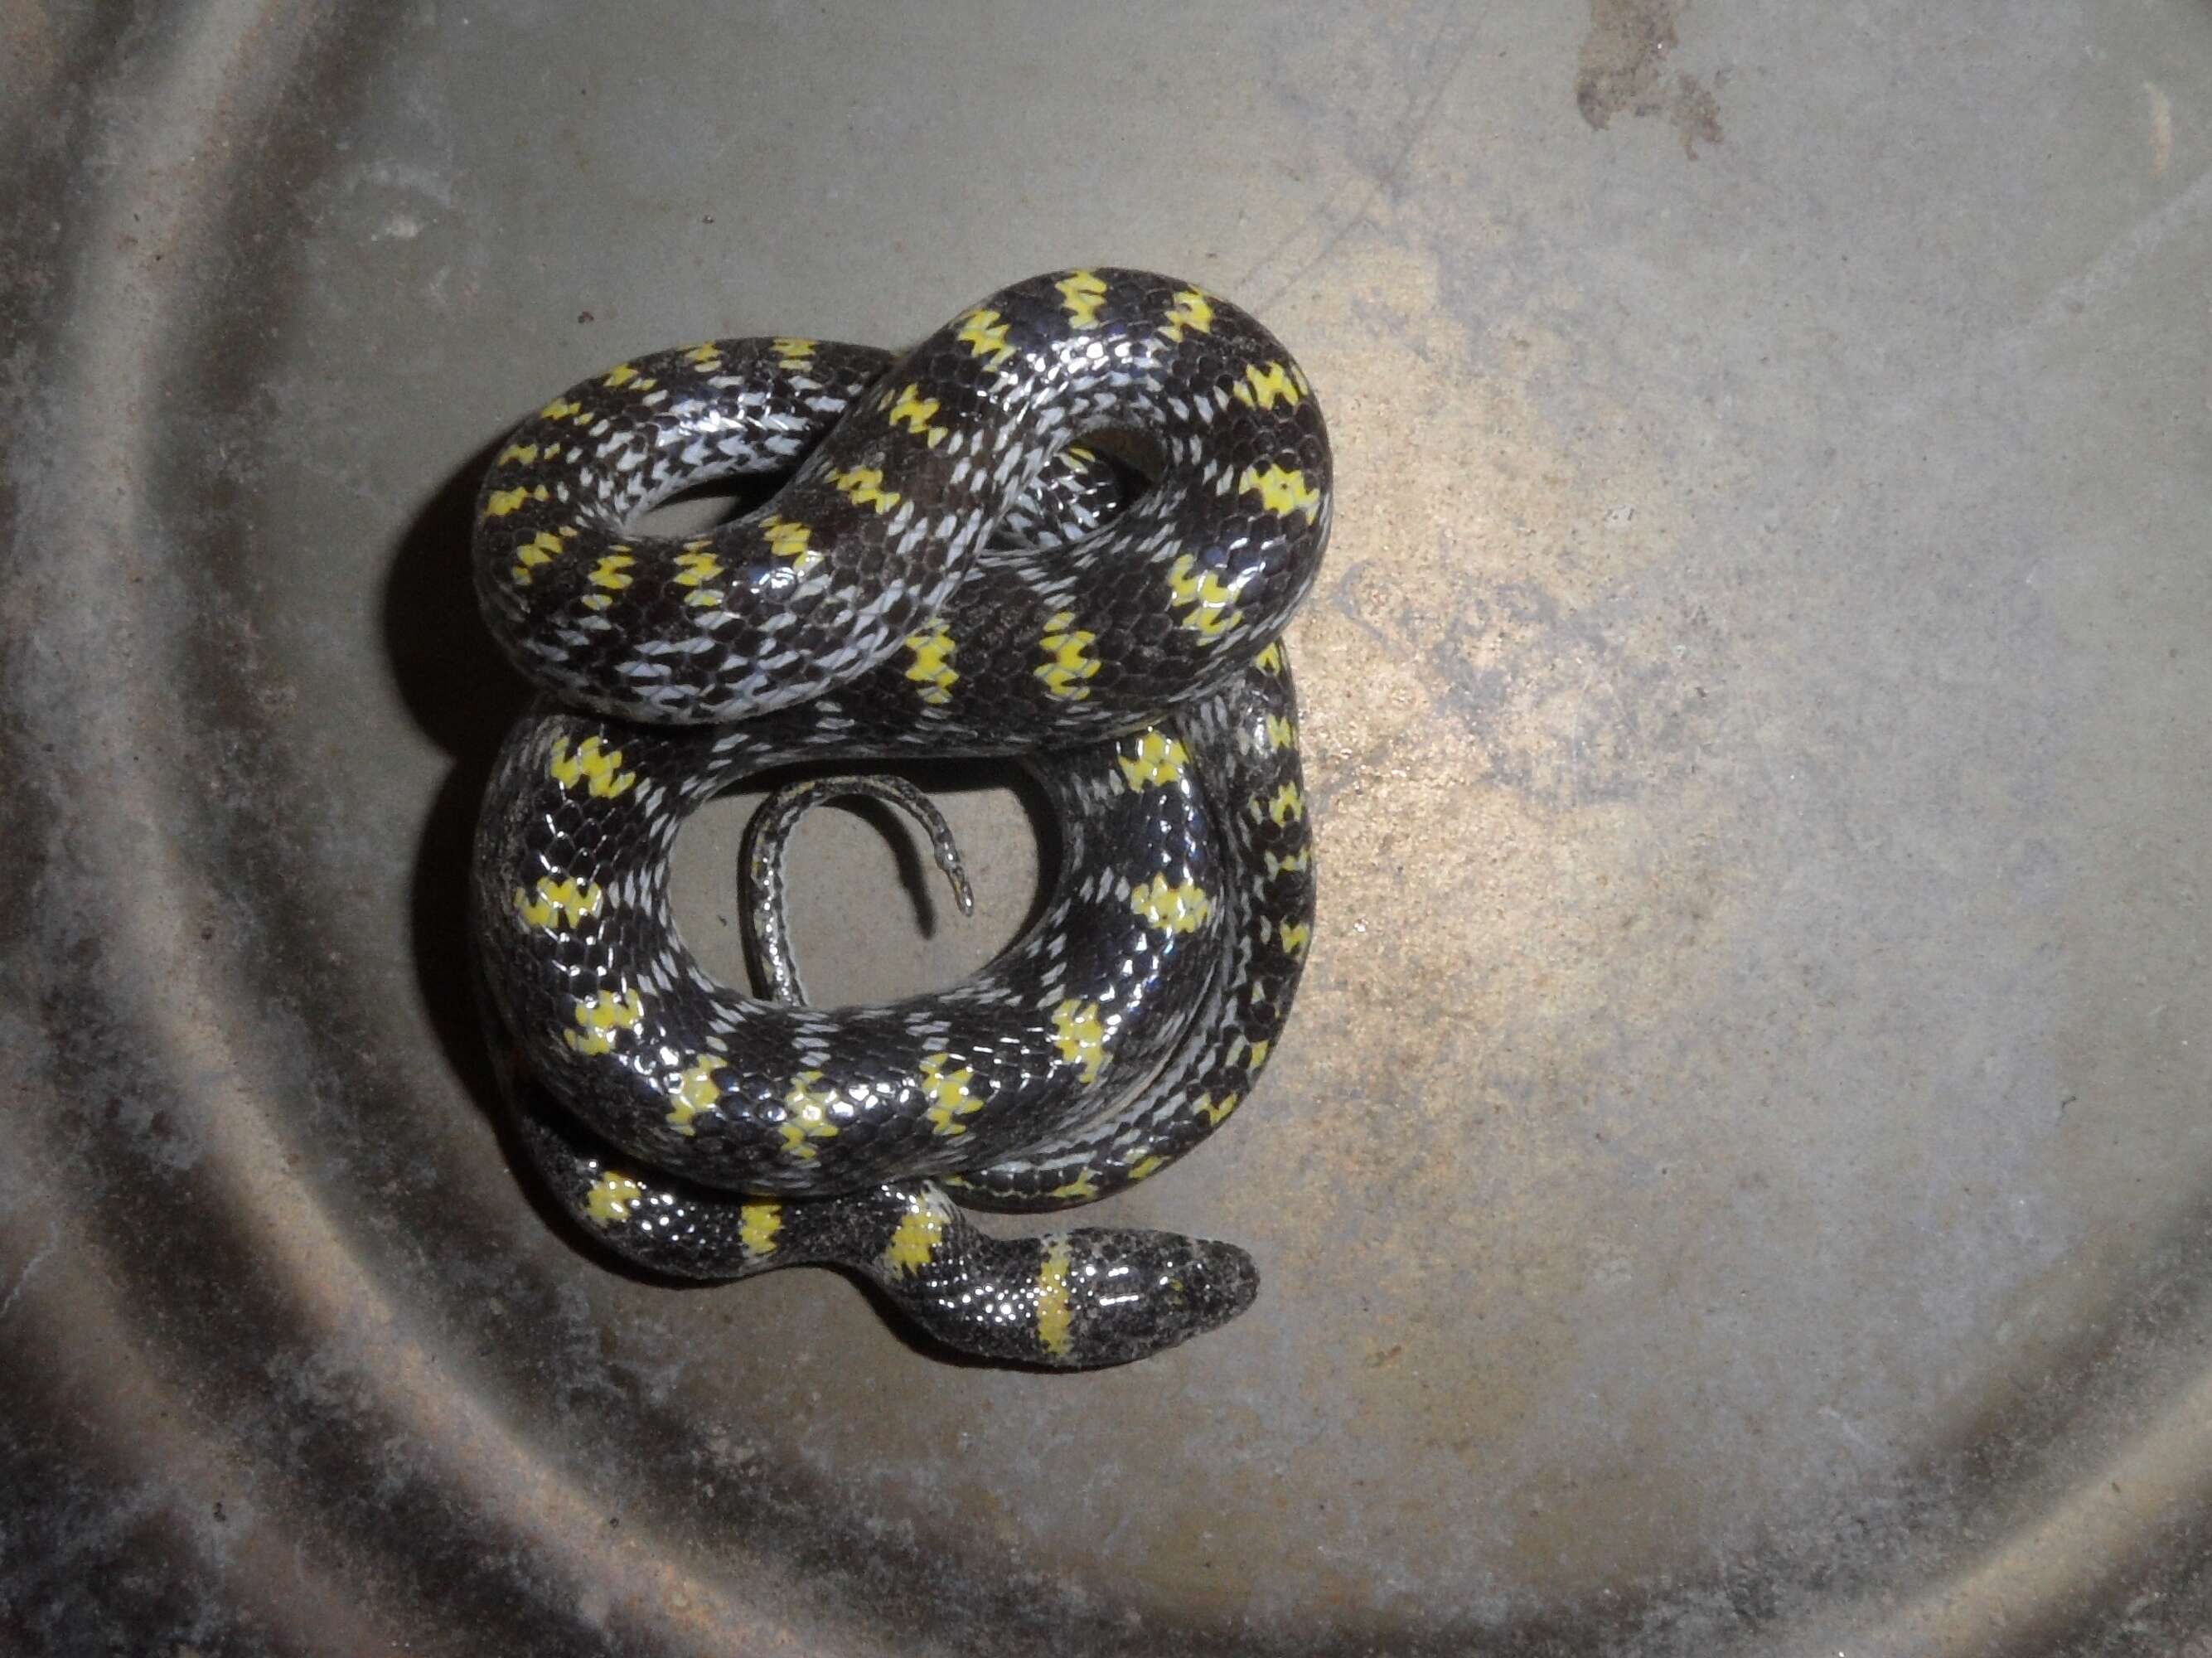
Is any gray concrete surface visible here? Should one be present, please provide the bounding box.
[6,2,2212,1653]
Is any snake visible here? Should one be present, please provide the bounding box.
[470,269,1329,1367]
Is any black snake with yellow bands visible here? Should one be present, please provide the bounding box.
[471,269,1329,1366]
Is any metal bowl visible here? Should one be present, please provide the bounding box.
[9,3,2212,1651]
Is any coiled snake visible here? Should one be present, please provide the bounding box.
[471,269,1329,1366]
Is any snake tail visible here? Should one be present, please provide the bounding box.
[739,773,976,1006]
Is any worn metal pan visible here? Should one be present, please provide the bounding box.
[7,2,2212,1652]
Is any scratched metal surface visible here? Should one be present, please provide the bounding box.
[7,2,2212,1653]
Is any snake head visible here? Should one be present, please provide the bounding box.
[1036,1229,1260,1370]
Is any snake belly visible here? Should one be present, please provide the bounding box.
[471,269,1329,1366]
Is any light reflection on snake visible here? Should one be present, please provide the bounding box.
[470,269,1329,1366]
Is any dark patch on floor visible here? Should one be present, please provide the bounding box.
[1575,0,1725,158]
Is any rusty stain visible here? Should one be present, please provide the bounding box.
[2148,81,2173,176]
[1575,0,1725,158]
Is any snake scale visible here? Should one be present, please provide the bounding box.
[471,269,1330,1366]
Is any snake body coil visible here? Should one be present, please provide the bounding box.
[472,269,1329,1366]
